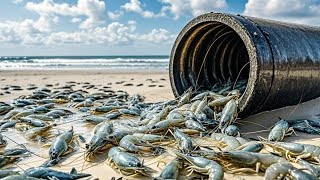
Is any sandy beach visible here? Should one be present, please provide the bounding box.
[0,70,174,102]
[1,69,320,180]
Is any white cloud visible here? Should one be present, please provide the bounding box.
[0,20,175,46]
[77,0,106,28]
[190,0,227,16]
[141,10,163,18]
[25,0,106,29]
[32,14,59,32]
[0,0,177,49]
[122,0,143,13]
[71,18,82,23]
[108,11,123,20]
[47,31,88,45]
[136,28,176,43]
[160,0,227,19]
[46,21,174,45]
[121,0,165,18]
[0,18,48,45]
[244,0,320,25]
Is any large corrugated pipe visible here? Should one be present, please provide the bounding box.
[169,12,320,117]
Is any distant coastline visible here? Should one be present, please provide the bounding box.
[0,55,169,70]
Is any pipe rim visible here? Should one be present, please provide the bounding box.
[169,12,259,113]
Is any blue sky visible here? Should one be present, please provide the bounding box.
[0,0,319,56]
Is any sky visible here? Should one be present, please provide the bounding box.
[1,0,320,56]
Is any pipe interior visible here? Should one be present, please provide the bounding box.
[174,21,250,94]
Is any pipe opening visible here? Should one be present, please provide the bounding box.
[173,21,250,95]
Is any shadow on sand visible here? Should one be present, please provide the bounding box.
[238,97,320,142]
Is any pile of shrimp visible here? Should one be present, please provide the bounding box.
[0,79,320,180]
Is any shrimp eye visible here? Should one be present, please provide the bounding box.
[51,152,56,157]
[222,152,231,156]
[85,144,90,149]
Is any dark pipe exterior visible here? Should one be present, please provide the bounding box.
[169,12,320,117]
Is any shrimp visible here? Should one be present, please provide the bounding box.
[268,118,294,142]
[264,142,320,163]
[211,133,245,151]
[24,124,55,141]
[155,158,182,180]
[219,99,237,130]
[85,122,114,157]
[43,127,76,166]
[106,147,154,177]
[172,127,193,153]
[175,151,224,180]
[119,135,164,155]
[217,151,287,173]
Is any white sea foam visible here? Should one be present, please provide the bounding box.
[0,56,169,70]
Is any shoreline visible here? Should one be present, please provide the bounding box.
[0,55,170,71]
[0,68,169,73]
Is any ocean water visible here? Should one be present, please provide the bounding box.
[0,56,169,70]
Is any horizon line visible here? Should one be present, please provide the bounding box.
[0,55,170,57]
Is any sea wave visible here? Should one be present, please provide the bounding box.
[0,56,169,70]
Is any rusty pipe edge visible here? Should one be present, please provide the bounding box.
[169,12,320,117]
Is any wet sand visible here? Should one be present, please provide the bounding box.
[1,69,320,180]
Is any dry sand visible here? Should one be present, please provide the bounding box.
[1,69,320,180]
